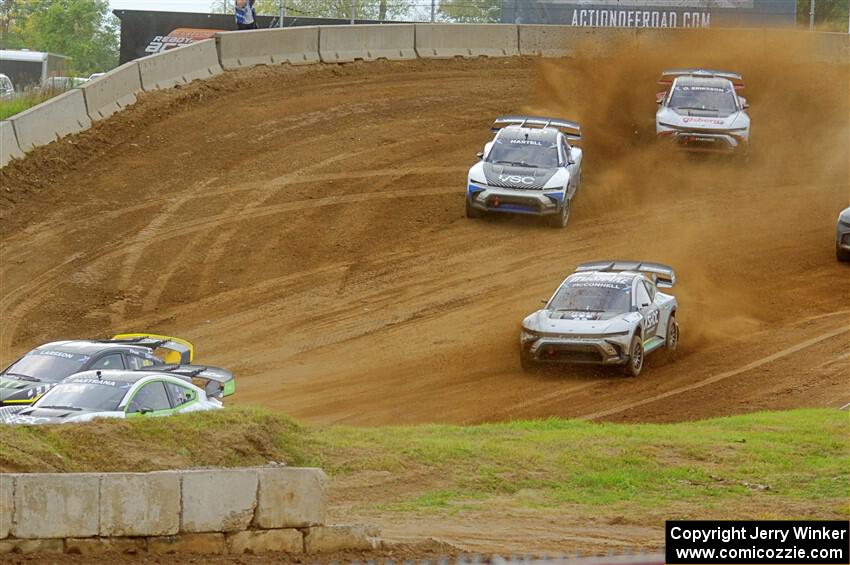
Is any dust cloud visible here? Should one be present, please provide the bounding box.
[526,30,849,345]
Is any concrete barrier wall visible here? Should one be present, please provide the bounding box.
[8,89,92,152]
[415,24,519,58]
[0,121,23,167]
[519,25,637,58]
[79,61,143,121]
[137,39,223,91]
[0,466,377,555]
[217,27,320,69]
[319,24,416,62]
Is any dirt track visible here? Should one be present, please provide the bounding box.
[1,33,848,425]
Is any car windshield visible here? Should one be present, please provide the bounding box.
[34,379,130,411]
[669,84,737,114]
[487,138,559,169]
[2,350,89,383]
[549,278,632,313]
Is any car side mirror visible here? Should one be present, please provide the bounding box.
[476,152,484,159]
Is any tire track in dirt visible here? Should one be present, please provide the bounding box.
[580,323,850,421]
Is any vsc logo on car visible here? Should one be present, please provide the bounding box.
[499,175,535,185]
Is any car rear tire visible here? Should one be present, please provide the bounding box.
[465,198,482,219]
[548,197,570,228]
[624,335,644,378]
[837,244,850,263]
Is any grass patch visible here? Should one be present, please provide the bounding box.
[0,408,846,522]
[0,91,55,120]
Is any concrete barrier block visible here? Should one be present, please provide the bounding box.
[137,39,223,91]
[319,24,416,63]
[80,61,142,121]
[520,25,636,58]
[12,473,99,539]
[254,467,328,529]
[303,524,378,554]
[181,469,258,533]
[148,533,226,554]
[65,537,147,556]
[8,89,92,152]
[0,538,64,554]
[216,27,320,69]
[415,24,519,59]
[226,529,303,554]
[0,120,24,167]
[0,474,12,539]
[100,472,180,537]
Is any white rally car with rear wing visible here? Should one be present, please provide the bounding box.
[467,115,584,228]
[520,260,679,377]
[656,69,750,157]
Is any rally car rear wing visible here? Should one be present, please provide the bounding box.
[659,69,745,90]
[103,333,194,364]
[575,260,676,288]
[154,364,236,399]
[492,115,582,140]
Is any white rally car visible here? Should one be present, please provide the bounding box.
[656,69,750,158]
[520,260,679,377]
[466,115,583,228]
[0,366,234,425]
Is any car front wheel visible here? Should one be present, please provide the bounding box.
[465,197,482,219]
[624,335,644,377]
[548,197,571,228]
[837,243,850,262]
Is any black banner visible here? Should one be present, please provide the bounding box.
[666,521,850,564]
[500,0,798,28]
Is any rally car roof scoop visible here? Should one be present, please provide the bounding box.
[492,115,582,140]
[104,333,194,364]
[575,260,676,288]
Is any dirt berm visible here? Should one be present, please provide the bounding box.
[1,31,847,425]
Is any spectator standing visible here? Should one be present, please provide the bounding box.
[235,0,258,30]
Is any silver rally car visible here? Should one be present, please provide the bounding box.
[520,260,679,377]
[466,115,583,228]
[656,69,750,157]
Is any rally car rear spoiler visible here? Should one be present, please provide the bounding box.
[104,333,194,364]
[659,69,745,90]
[492,115,582,140]
[576,260,676,288]
[154,364,236,399]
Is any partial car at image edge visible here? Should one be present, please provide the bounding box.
[0,333,195,408]
[0,365,235,425]
[837,207,850,262]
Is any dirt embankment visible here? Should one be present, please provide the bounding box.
[1,32,847,426]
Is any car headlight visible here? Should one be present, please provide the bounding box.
[520,329,540,343]
[658,121,679,129]
[469,176,487,186]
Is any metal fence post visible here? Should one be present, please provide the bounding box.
[809,0,815,30]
